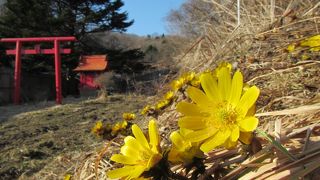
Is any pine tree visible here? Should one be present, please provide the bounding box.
[0,0,133,38]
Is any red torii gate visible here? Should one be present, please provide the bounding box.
[0,36,76,104]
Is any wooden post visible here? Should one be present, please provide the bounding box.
[13,41,22,104]
[54,39,62,104]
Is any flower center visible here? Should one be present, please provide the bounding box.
[140,149,153,163]
[212,102,238,128]
[137,148,162,170]
[139,148,161,169]
[220,108,237,124]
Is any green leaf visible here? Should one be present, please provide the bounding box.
[256,129,296,161]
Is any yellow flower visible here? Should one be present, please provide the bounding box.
[300,35,320,52]
[288,35,320,53]
[190,76,200,87]
[111,123,121,135]
[107,120,162,180]
[155,100,170,111]
[168,129,203,165]
[182,72,196,82]
[121,120,128,129]
[171,77,186,91]
[123,113,136,121]
[212,62,232,78]
[287,43,296,52]
[91,121,104,136]
[177,66,260,152]
[141,105,151,115]
[111,121,128,135]
[64,174,72,180]
[164,91,175,101]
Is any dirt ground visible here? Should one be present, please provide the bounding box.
[0,94,149,179]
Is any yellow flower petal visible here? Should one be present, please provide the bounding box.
[228,71,243,106]
[124,136,141,148]
[300,35,320,48]
[239,132,253,144]
[239,117,259,132]
[148,120,159,152]
[176,102,202,116]
[132,124,149,148]
[169,130,204,165]
[170,131,191,151]
[141,105,151,115]
[128,165,146,179]
[200,73,221,101]
[230,126,240,142]
[186,86,211,107]
[107,166,135,179]
[246,104,256,116]
[310,47,320,52]
[218,67,231,100]
[200,130,231,153]
[110,154,137,165]
[179,128,193,137]
[122,113,136,121]
[287,44,296,52]
[121,145,140,158]
[168,148,181,163]
[237,86,260,116]
[178,116,208,130]
[171,78,185,91]
[185,127,218,142]
[170,131,185,149]
[224,138,238,149]
[121,120,128,129]
[164,91,175,100]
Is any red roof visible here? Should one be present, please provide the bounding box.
[74,55,108,71]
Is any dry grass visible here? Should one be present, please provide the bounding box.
[0,95,150,179]
[74,1,320,179]
[175,0,319,72]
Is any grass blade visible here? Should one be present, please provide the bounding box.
[256,129,296,161]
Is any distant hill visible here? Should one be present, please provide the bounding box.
[82,31,186,70]
[81,31,187,95]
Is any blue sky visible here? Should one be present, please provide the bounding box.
[122,0,186,36]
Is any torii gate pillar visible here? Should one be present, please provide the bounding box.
[14,40,22,105]
[0,37,76,104]
[54,39,62,104]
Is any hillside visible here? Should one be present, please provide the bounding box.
[81,32,186,95]
[83,31,186,70]
[0,95,148,179]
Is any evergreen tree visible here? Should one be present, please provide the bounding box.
[0,0,133,38]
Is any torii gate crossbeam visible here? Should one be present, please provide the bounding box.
[0,36,76,104]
